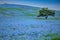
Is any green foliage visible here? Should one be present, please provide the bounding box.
[0,8,23,11]
[22,12,36,16]
[45,33,58,37]
[35,17,60,20]
[44,33,60,40]
[0,8,17,17]
[38,8,55,19]
[52,37,60,40]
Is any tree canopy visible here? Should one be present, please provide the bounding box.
[37,8,55,19]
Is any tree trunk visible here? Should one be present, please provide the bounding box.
[45,16,48,19]
[45,14,48,19]
[45,12,48,19]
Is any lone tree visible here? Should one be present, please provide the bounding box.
[37,8,55,19]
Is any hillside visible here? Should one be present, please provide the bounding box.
[0,4,60,40]
[0,4,40,17]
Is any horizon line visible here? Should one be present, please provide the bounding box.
[0,2,60,10]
